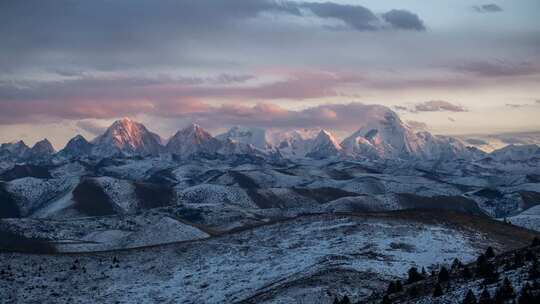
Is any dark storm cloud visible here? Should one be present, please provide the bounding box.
[381,10,426,31]
[473,4,503,13]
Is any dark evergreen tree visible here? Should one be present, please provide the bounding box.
[408,286,419,297]
[421,267,427,277]
[529,260,540,280]
[387,281,396,294]
[395,280,403,292]
[477,254,498,281]
[463,289,478,304]
[494,278,515,303]
[439,266,450,282]
[340,295,351,304]
[407,267,424,284]
[531,237,540,247]
[333,297,340,304]
[483,267,500,285]
[463,266,473,279]
[479,289,494,304]
[517,283,533,304]
[381,295,392,304]
[453,258,463,269]
[433,283,444,297]
[485,247,496,259]
[524,250,536,262]
[513,252,524,269]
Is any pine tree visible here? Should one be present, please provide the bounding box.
[485,247,495,259]
[463,266,473,279]
[479,289,493,304]
[439,266,450,282]
[524,250,535,262]
[407,267,424,284]
[463,290,478,304]
[453,258,463,269]
[387,281,396,294]
[517,283,534,304]
[529,260,540,280]
[408,286,419,297]
[477,254,498,281]
[381,295,392,304]
[340,295,351,304]
[395,280,403,292]
[513,252,524,269]
[495,278,515,303]
[433,283,444,297]
[333,297,340,304]
[531,237,540,247]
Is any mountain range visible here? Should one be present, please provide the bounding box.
[3,108,537,163]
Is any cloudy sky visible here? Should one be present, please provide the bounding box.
[1,0,539,148]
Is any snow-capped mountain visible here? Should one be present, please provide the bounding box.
[217,138,265,156]
[415,132,477,160]
[341,109,421,159]
[59,135,94,158]
[489,144,540,161]
[166,124,221,157]
[305,130,343,159]
[0,140,30,160]
[267,129,320,158]
[92,118,163,157]
[341,107,473,160]
[25,139,56,159]
[216,126,271,150]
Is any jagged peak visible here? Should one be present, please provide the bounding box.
[315,129,342,149]
[70,134,88,142]
[33,138,52,147]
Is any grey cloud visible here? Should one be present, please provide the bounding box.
[473,4,503,13]
[505,103,527,108]
[406,120,428,131]
[464,138,489,146]
[75,120,107,136]
[414,100,467,112]
[299,2,379,31]
[180,102,398,132]
[382,10,426,31]
[393,105,409,111]
[0,1,426,70]
[456,61,539,77]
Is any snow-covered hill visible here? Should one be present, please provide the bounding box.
[1,211,536,304]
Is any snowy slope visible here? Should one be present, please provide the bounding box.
[0,212,534,304]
